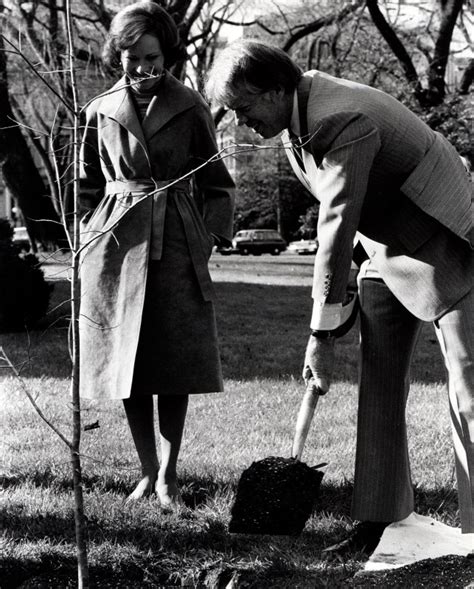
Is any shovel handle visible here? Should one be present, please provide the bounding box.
[292,383,319,461]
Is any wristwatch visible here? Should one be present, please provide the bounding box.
[310,329,337,339]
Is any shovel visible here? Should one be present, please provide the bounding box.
[228,380,326,535]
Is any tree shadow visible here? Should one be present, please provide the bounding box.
[0,470,461,588]
[0,470,231,508]
[0,555,162,589]
[1,469,459,543]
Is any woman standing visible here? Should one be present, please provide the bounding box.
[79,1,234,505]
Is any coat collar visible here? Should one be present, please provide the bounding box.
[142,72,195,140]
[295,73,313,140]
[288,72,315,144]
[96,71,196,144]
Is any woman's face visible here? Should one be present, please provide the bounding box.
[121,33,165,91]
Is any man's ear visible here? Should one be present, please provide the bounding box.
[266,85,286,103]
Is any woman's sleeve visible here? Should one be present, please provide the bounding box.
[79,104,106,221]
[191,100,235,245]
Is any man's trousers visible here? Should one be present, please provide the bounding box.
[351,264,474,532]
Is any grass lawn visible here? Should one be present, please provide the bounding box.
[0,255,462,587]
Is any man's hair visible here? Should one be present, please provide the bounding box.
[205,39,303,105]
[102,1,185,71]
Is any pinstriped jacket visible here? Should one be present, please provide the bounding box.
[285,70,473,323]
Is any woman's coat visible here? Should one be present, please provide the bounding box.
[78,72,235,400]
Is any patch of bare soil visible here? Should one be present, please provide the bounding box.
[350,555,473,588]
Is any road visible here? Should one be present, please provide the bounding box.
[208,251,316,285]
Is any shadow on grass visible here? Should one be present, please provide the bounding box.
[0,469,462,588]
[0,554,357,589]
[1,469,458,543]
[0,471,229,507]
[0,504,351,588]
[2,552,471,589]
[0,556,165,589]
[1,279,446,385]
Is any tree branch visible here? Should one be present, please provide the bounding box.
[283,1,365,52]
[366,0,425,97]
[1,34,75,113]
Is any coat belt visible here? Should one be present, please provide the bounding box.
[105,178,190,260]
[85,177,214,301]
[106,178,189,195]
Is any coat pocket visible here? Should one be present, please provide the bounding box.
[80,194,126,248]
[389,197,440,253]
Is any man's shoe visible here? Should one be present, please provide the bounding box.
[322,521,390,557]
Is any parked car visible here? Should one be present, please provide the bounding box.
[13,226,31,252]
[231,229,287,256]
[287,238,318,255]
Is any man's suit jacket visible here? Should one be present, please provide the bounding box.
[284,70,473,323]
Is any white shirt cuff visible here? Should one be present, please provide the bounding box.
[310,296,357,331]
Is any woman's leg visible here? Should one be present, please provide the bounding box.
[156,394,189,506]
[123,396,159,501]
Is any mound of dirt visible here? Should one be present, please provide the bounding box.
[350,555,473,588]
[229,456,324,535]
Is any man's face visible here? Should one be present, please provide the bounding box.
[227,87,292,139]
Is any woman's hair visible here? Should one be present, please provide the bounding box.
[205,39,303,105]
[102,1,185,71]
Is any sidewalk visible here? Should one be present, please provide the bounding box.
[39,251,71,281]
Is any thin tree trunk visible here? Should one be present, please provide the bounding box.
[65,0,89,585]
[459,57,474,94]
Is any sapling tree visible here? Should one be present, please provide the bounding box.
[1,0,89,584]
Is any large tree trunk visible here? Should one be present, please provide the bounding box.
[0,16,66,249]
[427,0,464,104]
[366,0,427,104]
[366,0,465,107]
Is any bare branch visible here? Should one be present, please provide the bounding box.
[283,1,365,52]
[214,15,287,35]
[81,0,113,30]
[1,34,75,113]
[180,0,208,39]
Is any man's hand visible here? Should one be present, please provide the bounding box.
[303,335,336,395]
